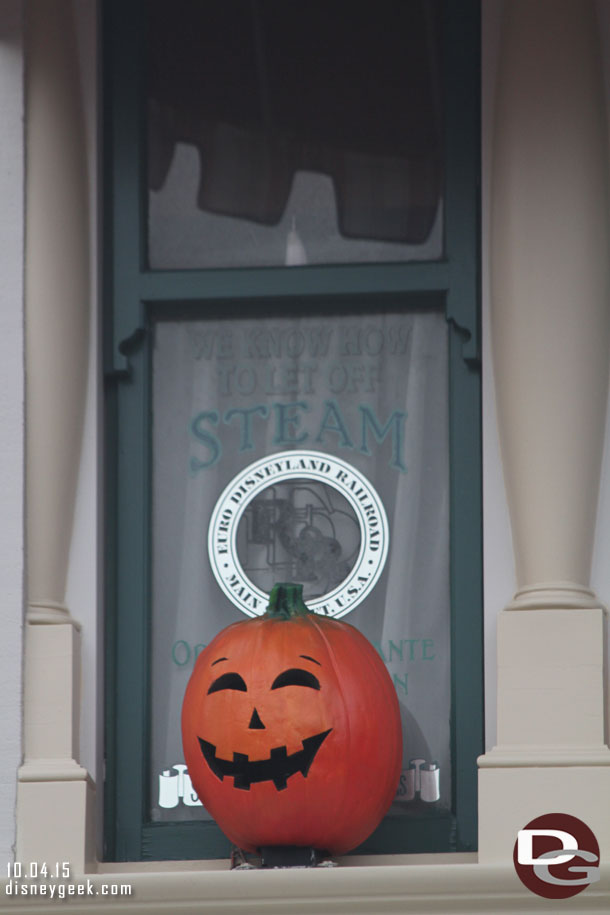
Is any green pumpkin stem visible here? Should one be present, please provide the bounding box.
[265,582,311,619]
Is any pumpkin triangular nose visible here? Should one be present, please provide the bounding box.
[248,708,265,730]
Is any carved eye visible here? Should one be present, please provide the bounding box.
[207,672,247,694]
[271,668,320,691]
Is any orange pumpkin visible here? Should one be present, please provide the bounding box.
[181,582,402,855]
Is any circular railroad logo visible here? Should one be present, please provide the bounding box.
[208,450,389,618]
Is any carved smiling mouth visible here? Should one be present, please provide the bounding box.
[198,729,332,791]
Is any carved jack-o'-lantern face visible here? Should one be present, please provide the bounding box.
[198,658,332,792]
[181,583,402,855]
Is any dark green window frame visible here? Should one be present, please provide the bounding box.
[103,0,482,862]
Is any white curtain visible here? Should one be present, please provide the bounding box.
[150,309,449,821]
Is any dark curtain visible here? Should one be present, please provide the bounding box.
[147,0,442,244]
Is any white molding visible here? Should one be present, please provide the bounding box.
[478,745,610,767]
[18,759,93,783]
[506,582,602,611]
[2,862,609,914]
[27,601,81,628]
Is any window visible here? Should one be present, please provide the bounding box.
[104,0,481,862]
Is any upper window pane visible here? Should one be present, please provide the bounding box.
[146,0,444,269]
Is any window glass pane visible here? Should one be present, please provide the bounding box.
[150,307,451,830]
[147,0,443,269]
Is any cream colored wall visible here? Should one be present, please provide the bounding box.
[590,0,610,707]
[481,0,516,751]
[67,0,99,786]
[1,4,609,908]
[0,0,25,868]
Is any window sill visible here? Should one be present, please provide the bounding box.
[5,856,607,914]
[95,851,477,874]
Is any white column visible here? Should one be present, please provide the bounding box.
[17,0,95,872]
[479,0,610,863]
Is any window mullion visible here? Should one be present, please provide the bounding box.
[137,262,451,306]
